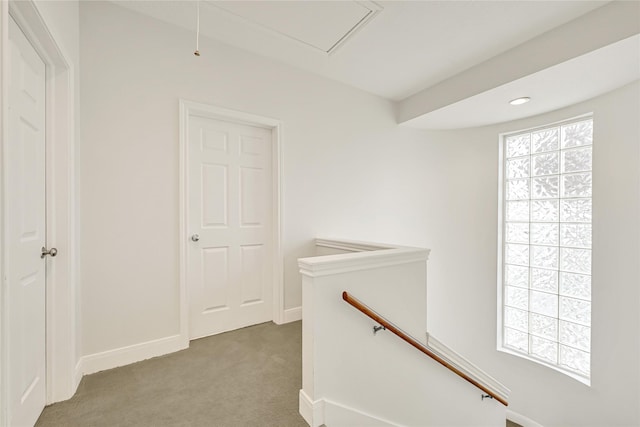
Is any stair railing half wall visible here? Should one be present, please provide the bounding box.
[342,291,509,407]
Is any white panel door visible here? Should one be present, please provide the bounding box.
[6,17,47,427]
[188,116,273,339]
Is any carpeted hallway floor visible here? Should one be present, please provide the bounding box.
[36,319,522,427]
[36,321,307,427]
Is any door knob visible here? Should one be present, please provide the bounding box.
[41,247,58,258]
[191,234,200,242]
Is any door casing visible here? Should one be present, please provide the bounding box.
[179,99,284,347]
[0,1,77,422]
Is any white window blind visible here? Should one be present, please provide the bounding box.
[500,117,593,381]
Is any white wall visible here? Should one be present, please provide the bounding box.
[420,81,640,427]
[299,244,506,427]
[79,4,639,425]
[78,2,429,356]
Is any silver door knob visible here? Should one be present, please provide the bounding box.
[191,234,200,242]
[41,247,58,258]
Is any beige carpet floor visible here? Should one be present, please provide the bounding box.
[36,321,306,427]
[36,320,520,427]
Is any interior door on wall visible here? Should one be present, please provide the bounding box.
[6,17,47,427]
[187,116,273,339]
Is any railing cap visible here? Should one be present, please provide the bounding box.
[299,239,430,278]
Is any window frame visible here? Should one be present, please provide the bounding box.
[496,114,593,386]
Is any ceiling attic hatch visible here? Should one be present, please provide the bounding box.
[206,0,382,54]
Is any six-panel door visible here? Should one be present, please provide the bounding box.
[7,16,47,427]
[188,115,273,339]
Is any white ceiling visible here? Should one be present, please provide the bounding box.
[112,0,639,129]
[402,34,640,129]
[208,1,381,54]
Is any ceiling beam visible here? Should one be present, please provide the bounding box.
[396,1,640,125]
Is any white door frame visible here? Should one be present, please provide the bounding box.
[0,0,77,420]
[178,100,284,347]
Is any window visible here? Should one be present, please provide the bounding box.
[499,117,593,382]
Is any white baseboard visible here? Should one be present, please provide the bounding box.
[283,306,302,323]
[324,399,399,427]
[78,334,187,376]
[425,332,510,403]
[507,409,545,427]
[74,358,83,389]
[299,389,398,427]
[299,389,323,427]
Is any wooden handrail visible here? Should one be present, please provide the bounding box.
[342,291,508,406]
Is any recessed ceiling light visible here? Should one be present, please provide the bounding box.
[509,97,531,106]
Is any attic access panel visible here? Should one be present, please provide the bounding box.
[208,1,381,54]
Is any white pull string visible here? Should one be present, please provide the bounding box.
[194,1,201,56]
